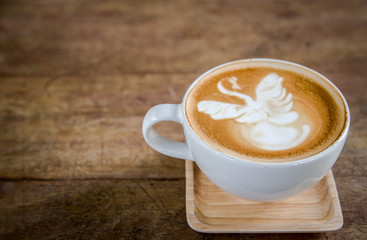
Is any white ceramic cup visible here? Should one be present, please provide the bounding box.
[142,59,350,201]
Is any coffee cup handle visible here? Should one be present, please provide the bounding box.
[142,104,194,161]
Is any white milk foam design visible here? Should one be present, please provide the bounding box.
[197,73,310,150]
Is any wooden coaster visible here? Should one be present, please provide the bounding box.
[185,160,343,233]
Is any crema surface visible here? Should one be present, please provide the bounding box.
[185,66,346,163]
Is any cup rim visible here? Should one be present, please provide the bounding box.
[182,58,350,166]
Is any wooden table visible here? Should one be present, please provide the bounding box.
[0,0,366,239]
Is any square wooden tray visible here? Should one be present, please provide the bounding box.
[185,160,343,233]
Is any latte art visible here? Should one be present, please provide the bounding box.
[185,65,346,163]
[198,73,310,150]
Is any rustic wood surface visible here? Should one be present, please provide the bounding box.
[0,0,366,239]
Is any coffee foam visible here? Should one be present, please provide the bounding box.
[197,73,311,151]
[185,66,346,163]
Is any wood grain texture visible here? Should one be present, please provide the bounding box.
[0,0,366,239]
[0,177,365,240]
[186,161,343,233]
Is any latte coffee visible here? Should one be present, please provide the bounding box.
[185,61,347,163]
